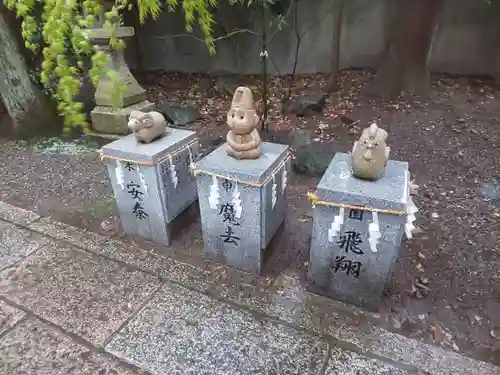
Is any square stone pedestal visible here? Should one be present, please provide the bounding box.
[100,129,201,246]
[91,100,155,135]
[308,153,411,311]
[194,142,292,274]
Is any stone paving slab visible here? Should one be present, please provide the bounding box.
[326,348,411,375]
[0,317,143,375]
[19,209,500,375]
[0,241,161,346]
[0,300,26,336]
[0,221,50,271]
[27,216,225,291]
[0,201,40,226]
[106,282,329,375]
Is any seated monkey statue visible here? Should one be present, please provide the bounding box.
[226,86,261,160]
[128,110,168,143]
[351,123,390,181]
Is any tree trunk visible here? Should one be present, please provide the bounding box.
[367,0,444,100]
[325,0,344,93]
[0,9,61,137]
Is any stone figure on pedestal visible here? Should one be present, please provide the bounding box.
[226,87,261,160]
[351,123,390,181]
[128,110,168,143]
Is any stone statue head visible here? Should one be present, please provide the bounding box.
[227,87,259,135]
[358,123,388,160]
[351,123,390,181]
[128,110,167,143]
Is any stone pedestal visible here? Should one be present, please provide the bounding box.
[90,27,154,134]
[194,142,292,274]
[308,153,412,311]
[100,130,200,246]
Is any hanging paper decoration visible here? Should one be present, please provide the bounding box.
[232,183,242,219]
[137,165,148,195]
[187,144,195,170]
[281,164,288,194]
[208,175,219,209]
[328,207,345,243]
[115,160,124,189]
[368,211,381,252]
[168,155,178,188]
[271,174,277,208]
[405,198,418,239]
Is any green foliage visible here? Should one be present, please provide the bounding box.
[4,0,220,134]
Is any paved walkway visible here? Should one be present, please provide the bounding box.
[0,201,498,375]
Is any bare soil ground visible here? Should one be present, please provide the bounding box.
[0,70,499,365]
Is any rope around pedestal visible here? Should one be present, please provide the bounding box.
[307,192,407,216]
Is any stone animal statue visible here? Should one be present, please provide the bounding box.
[128,110,168,143]
[351,123,390,181]
[226,86,261,160]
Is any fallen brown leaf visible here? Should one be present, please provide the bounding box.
[428,324,443,344]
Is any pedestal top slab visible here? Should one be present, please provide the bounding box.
[196,142,290,185]
[101,129,197,164]
[316,153,409,212]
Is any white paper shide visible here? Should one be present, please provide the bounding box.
[281,164,287,194]
[232,183,242,219]
[328,207,345,243]
[271,174,278,208]
[168,155,178,188]
[115,160,125,189]
[137,165,148,195]
[368,211,381,252]
[209,175,220,209]
[405,198,418,239]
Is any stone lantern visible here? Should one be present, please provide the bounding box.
[89,3,154,134]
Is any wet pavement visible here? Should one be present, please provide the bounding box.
[0,201,498,375]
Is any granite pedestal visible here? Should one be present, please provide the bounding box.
[308,153,411,311]
[195,142,291,274]
[100,129,200,246]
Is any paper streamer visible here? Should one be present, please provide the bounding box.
[368,211,381,252]
[232,183,242,219]
[168,155,178,188]
[271,174,277,208]
[281,165,288,194]
[187,144,195,170]
[208,175,219,209]
[137,165,148,195]
[115,160,124,189]
[328,207,345,243]
[405,197,418,239]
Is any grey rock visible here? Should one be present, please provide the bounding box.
[282,94,327,117]
[291,129,313,149]
[480,180,500,202]
[157,103,200,127]
[294,145,334,177]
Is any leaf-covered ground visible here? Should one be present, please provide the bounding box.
[0,71,499,365]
